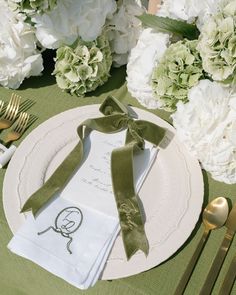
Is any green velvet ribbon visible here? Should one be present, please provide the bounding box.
[21,96,166,260]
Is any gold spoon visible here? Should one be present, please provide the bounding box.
[174,197,229,295]
[200,201,236,295]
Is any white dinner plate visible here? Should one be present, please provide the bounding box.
[3,105,203,280]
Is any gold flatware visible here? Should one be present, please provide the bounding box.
[18,98,35,113]
[0,100,5,114]
[174,197,229,295]
[200,202,236,295]
[0,93,21,130]
[219,254,236,295]
[2,112,29,144]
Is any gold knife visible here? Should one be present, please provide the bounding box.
[219,253,236,294]
[200,202,236,295]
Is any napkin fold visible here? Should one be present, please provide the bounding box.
[9,198,119,288]
[8,130,157,289]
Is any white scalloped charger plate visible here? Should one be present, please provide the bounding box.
[3,105,203,280]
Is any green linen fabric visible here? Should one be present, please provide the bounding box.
[1,58,236,294]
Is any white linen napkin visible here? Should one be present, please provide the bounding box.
[8,130,157,289]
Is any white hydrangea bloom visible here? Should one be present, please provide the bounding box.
[32,0,117,49]
[126,28,169,108]
[107,0,146,67]
[0,0,43,89]
[172,80,236,184]
[158,0,221,29]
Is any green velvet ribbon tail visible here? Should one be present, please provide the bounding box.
[21,95,166,260]
[111,143,149,259]
[21,141,83,216]
[21,114,126,215]
[111,121,166,259]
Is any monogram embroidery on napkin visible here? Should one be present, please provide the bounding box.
[37,206,83,254]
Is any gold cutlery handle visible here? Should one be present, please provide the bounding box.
[174,229,210,295]
[200,229,234,295]
[219,254,236,295]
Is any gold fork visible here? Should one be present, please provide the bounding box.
[0,100,5,115]
[2,112,29,145]
[0,93,21,130]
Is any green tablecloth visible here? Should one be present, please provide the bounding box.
[1,58,236,295]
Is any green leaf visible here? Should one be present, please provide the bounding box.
[137,14,200,40]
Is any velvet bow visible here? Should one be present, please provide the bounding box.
[21,96,166,260]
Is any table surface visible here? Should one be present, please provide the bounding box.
[1,54,236,295]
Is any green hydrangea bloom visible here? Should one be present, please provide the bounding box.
[14,0,57,13]
[151,39,204,112]
[53,33,112,97]
[197,0,236,82]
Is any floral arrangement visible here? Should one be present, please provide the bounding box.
[1,0,147,91]
[127,0,236,184]
[2,0,236,185]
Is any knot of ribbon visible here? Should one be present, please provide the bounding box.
[21,96,166,260]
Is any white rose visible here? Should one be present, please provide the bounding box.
[33,0,117,49]
[107,0,146,66]
[126,28,169,108]
[172,80,236,184]
[0,1,43,89]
